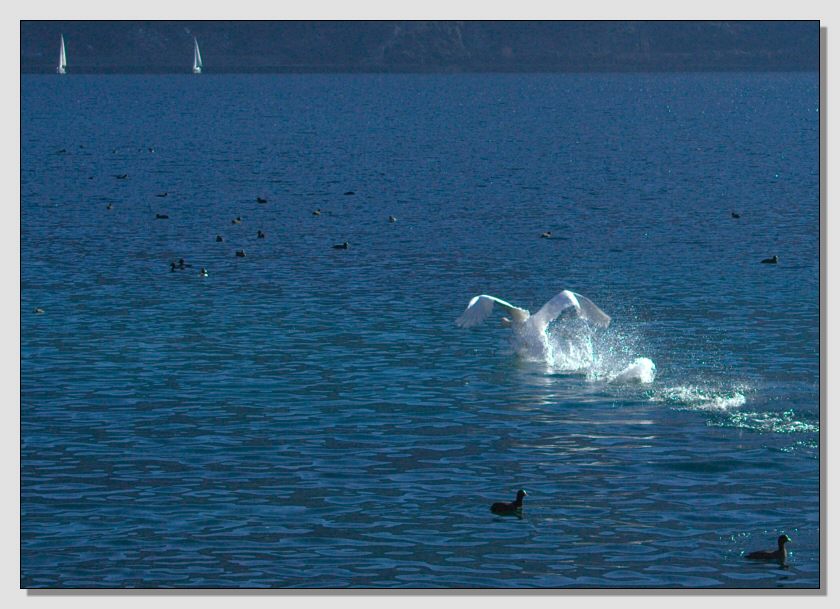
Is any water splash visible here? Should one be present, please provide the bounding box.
[709,408,819,434]
[608,357,656,384]
[544,324,595,371]
[524,320,657,384]
[649,383,819,436]
[654,384,748,411]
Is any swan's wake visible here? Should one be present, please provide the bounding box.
[456,290,655,384]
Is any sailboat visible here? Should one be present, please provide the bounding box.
[57,34,67,74]
[192,37,203,74]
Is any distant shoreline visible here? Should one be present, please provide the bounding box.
[20,66,819,75]
[21,20,819,76]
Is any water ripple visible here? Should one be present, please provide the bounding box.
[21,72,819,588]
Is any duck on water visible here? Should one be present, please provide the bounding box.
[746,534,791,562]
[490,489,527,516]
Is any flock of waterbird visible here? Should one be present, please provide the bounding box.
[154,188,370,275]
[34,148,780,314]
[33,147,388,311]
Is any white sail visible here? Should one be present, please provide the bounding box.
[57,34,66,74]
[192,38,203,74]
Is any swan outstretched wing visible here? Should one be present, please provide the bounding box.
[573,292,611,328]
[455,295,530,328]
[531,290,611,331]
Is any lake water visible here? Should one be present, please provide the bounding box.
[20,72,820,588]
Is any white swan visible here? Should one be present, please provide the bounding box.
[456,290,611,362]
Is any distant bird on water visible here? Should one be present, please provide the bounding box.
[257,230,266,239]
[344,191,355,196]
[333,242,349,250]
[761,255,779,264]
[490,489,527,516]
[540,231,552,238]
[199,267,208,277]
[106,203,113,210]
[389,215,397,223]
[235,250,246,257]
[232,216,242,225]
[33,308,44,315]
[731,212,741,219]
[256,196,268,204]
[313,209,322,216]
[155,192,168,198]
[216,235,224,242]
[114,174,127,179]
[746,534,791,562]
[155,213,169,220]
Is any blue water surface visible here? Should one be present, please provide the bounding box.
[20,72,820,588]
